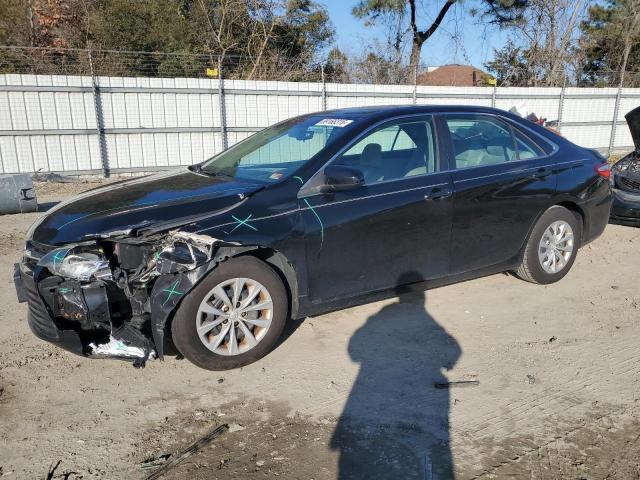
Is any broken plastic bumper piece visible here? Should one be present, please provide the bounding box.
[15,250,156,366]
[15,230,230,367]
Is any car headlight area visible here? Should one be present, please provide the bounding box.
[15,231,239,368]
[38,247,111,281]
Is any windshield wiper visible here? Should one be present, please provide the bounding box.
[190,164,233,179]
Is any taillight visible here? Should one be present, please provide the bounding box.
[595,163,611,179]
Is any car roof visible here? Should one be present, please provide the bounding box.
[319,104,514,122]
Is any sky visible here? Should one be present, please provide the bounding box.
[320,0,511,69]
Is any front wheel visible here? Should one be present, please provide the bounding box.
[515,205,581,284]
[171,256,288,370]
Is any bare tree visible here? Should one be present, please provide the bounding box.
[408,0,457,67]
[616,1,640,86]
[490,0,589,86]
[353,0,526,67]
[197,0,245,73]
[246,0,279,80]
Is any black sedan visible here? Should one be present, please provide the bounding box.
[610,106,640,226]
[14,105,612,370]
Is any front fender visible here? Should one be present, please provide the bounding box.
[149,245,259,359]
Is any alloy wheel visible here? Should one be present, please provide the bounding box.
[196,277,273,356]
[538,220,574,274]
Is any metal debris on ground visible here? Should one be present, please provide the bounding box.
[227,423,246,433]
[433,380,480,389]
[140,454,171,471]
[45,460,61,480]
[144,424,229,480]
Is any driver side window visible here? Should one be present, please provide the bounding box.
[332,118,436,185]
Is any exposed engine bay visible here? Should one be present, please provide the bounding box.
[612,149,640,192]
[24,230,250,367]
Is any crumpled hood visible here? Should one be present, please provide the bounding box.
[626,106,640,150]
[29,169,263,245]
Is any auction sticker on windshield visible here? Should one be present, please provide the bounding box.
[315,119,353,127]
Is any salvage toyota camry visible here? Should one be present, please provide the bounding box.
[15,105,612,370]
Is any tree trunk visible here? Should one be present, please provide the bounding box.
[407,0,456,68]
[409,38,423,67]
[619,37,631,87]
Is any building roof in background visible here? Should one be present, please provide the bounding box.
[417,64,491,87]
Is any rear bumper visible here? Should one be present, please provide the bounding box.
[610,188,640,226]
[581,184,614,244]
[14,261,85,357]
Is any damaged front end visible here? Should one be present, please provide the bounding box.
[15,230,247,367]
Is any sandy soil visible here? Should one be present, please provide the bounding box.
[1,180,639,479]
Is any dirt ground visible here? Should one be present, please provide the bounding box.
[1,179,640,479]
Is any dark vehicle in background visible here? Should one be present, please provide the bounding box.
[610,106,640,226]
[14,105,612,371]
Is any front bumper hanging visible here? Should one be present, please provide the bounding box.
[14,232,254,367]
[15,261,86,357]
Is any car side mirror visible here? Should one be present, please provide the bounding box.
[321,165,364,192]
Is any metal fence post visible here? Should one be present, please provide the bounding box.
[412,65,418,105]
[491,83,497,108]
[608,85,623,157]
[88,49,110,177]
[557,77,566,134]
[321,64,327,111]
[216,61,228,151]
[217,60,228,151]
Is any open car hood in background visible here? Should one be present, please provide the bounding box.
[625,106,640,151]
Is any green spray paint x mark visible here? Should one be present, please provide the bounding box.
[294,176,324,249]
[230,214,258,233]
[162,279,184,306]
[303,198,324,248]
[52,249,69,267]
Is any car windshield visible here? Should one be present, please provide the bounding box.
[198,115,358,182]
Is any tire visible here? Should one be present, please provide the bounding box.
[515,205,582,284]
[171,256,288,370]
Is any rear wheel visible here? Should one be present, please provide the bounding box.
[171,256,288,370]
[516,206,581,284]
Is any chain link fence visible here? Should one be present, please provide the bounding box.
[0,46,638,176]
[0,46,327,81]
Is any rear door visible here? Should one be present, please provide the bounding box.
[299,115,453,302]
[443,113,557,274]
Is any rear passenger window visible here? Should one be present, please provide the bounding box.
[513,129,544,159]
[446,116,516,168]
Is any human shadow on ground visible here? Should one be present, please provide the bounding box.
[330,272,461,480]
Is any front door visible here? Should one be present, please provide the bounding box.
[299,115,453,302]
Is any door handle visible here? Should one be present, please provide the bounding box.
[424,187,452,201]
[530,167,550,179]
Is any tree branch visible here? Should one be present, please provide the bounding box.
[416,0,457,43]
[409,0,418,36]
